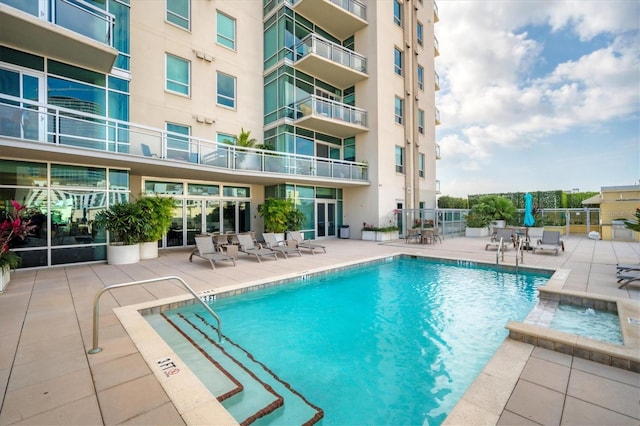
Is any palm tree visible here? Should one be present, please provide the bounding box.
[234,128,257,148]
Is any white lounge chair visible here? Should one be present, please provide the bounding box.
[237,233,278,262]
[617,270,640,289]
[263,232,302,259]
[286,231,326,255]
[189,236,236,269]
[532,230,562,256]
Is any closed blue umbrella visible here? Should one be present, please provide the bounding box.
[524,193,535,226]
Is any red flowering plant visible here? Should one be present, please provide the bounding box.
[0,200,36,270]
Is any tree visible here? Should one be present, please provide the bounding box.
[438,196,468,209]
[625,208,640,232]
[474,195,517,222]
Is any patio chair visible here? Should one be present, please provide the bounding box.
[237,233,278,262]
[431,227,443,244]
[616,270,640,289]
[286,230,326,255]
[532,230,562,256]
[263,232,302,259]
[485,228,514,251]
[406,229,421,244]
[189,236,236,269]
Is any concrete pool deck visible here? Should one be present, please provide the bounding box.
[0,235,638,425]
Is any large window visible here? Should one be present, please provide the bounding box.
[217,72,236,108]
[166,54,190,95]
[394,96,404,125]
[418,153,425,178]
[394,47,403,76]
[417,65,424,91]
[217,11,236,50]
[417,21,424,46]
[395,146,405,173]
[166,0,189,30]
[418,109,425,134]
[393,0,402,26]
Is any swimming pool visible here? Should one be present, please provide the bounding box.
[146,256,551,425]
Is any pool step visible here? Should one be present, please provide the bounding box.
[158,310,323,425]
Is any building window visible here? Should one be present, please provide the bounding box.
[418,109,425,134]
[217,132,235,144]
[418,153,425,178]
[166,123,191,161]
[393,0,402,26]
[166,54,190,95]
[217,11,236,50]
[395,96,404,125]
[394,47,403,76]
[417,21,424,46]
[217,72,236,108]
[417,65,424,91]
[395,146,405,173]
[166,0,190,30]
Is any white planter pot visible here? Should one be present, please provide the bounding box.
[466,227,489,237]
[139,241,159,260]
[376,231,399,241]
[107,243,140,265]
[0,266,10,294]
[362,230,376,241]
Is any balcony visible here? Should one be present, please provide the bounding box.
[294,34,367,88]
[435,144,441,160]
[433,0,439,23]
[292,0,367,40]
[435,107,441,125]
[434,35,440,57]
[295,95,368,138]
[0,95,369,184]
[434,71,440,91]
[0,0,117,73]
[436,180,441,194]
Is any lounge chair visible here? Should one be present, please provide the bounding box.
[532,230,562,256]
[616,264,640,273]
[237,233,278,262]
[189,236,236,269]
[262,232,302,259]
[617,270,640,289]
[485,228,514,251]
[286,230,326,255]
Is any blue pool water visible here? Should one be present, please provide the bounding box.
[153,257,551,425]
[549,304,623,345]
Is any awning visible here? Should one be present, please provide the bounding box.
[581,194,602,205]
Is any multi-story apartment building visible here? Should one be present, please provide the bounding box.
[0,0,439,268]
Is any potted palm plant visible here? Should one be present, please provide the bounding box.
[258,198,302,240]
[94,201,144,265]
[136,196,175,259]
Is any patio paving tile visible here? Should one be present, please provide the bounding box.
[561,395,639,425]
[505,379,565,425]
[520,356,571,394]
[567,369,640,419]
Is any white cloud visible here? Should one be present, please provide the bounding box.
[436,0,640,186]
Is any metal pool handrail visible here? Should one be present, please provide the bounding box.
[87,276,222,354]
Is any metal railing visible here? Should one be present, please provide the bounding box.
[296,95,368,128]
[295,34,367,74]
[0,95,369,182]
[88,276,222,354]
[3,0,115,46]
[328,0,366,20]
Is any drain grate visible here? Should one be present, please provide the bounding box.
[628,317,640,326]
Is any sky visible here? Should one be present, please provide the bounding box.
[435,0,640,198]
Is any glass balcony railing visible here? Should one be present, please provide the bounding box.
[0,95,368,182]
[434,35,440,57]
[433,0,439,23]
[435,107,441,125]
[328,0,366,21]
[2,0,115,46]
[295,34,367,74]
[434,70,440,91]
[296,95,367,128]
[435,144,441,159]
